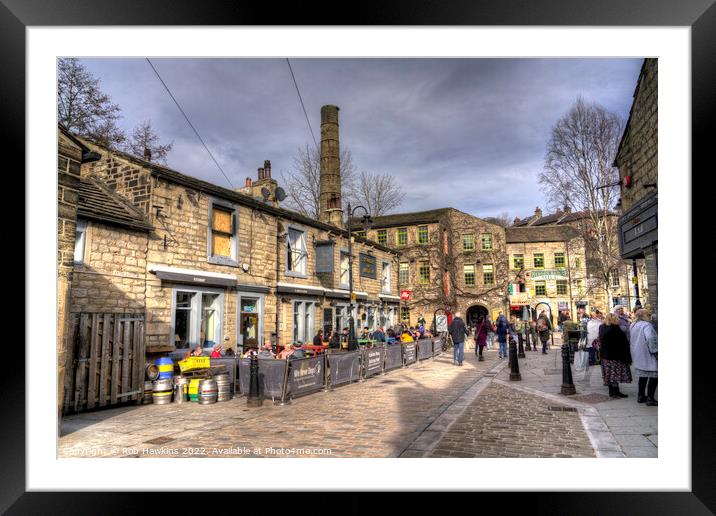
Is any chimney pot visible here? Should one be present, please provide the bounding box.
[245,177,252,188]
[264,160,271,178]
[258,167,264,180]
[143,147,152,161]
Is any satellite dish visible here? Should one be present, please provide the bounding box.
[261,187,271,202]
[275,186,287,202]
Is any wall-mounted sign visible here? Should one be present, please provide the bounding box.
[400,290,411,301]
[315,241,335,273]
[530,269,568,280]
[359,253,377,279]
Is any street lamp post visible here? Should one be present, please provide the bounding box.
[347,203,372,352]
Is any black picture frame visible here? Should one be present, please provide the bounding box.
[5,0,713,512]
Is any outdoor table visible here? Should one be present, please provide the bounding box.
[302,344,329,355]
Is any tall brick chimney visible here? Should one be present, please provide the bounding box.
[319,105,343,227]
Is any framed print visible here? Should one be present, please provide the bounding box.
[5,0,714,512]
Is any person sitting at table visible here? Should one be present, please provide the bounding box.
[372,327,386,342]
[257,341,275,359]
[328,330,341,349]
[185,345,203,359]
[241,348,258,359]
[313,329,325,346]
[400,330,414,342]
[277,343,295,360]
[359,326,371,340]
[291,342,306,360]
[210,344,222,358]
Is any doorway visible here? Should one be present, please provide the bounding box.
[466,304,489,327]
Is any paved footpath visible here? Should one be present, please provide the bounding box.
[59,337,657,459]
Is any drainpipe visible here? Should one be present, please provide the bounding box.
[275,217,282,352]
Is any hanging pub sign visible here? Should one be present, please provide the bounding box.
[359,253,377,279]
[314,241,335,273]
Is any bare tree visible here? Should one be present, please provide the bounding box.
[280,145,357,218]
[57,58,125,148]
[125,120,173,164]
[349,171,404,217]
[483,212,512,228]
[539,97,625,307]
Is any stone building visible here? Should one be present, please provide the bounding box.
[614,58,658,319]
[363,209,508,328]
[57,125,100,418]
[513,206,649,312]
[63,105,398,372]
[505,225,590,323]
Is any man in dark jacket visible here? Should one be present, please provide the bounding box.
[495,311,509,359]
[449,311,468,366]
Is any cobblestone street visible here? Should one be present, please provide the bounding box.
[59,338,657,459]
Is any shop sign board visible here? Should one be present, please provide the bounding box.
[287,356,325,397]
[403,343,417,365]
[363,348,385,378]
[436,315,448,332]
[359,253,377,279]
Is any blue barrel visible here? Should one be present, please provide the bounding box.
[156,357,174,380]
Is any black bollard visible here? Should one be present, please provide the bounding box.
[560,343,576,395]
[509,340,521,381]
[247,354,263,407]
[517,332,526,358]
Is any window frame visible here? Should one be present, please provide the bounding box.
[463,234,475,252]
[482,263,494,286]
[382,261,392,294]
[400,306,410,322]
[237,291,265,352]
[464,264,475,286]
[396,227,408,246]
[556,280,568,296]
[339,249,350,289]
[418,260,430,285]
[292,299,315,345]
[535,281,547,297]
[377,229,387,245]
[286,224,309,278]
[513,253,524,270]
[533,253,545,269]
[170,286,224,350]
[207,198,239,267]
[399,262,410,286]
[417,225,429,245]
[554,252,566,268]
[481,233,493,251]
[74,218,88,265]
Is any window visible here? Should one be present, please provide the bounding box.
[556,280,568,295]
[172,288,223,349]
[463,234,475,252]
[355,230,366,239]
[535,281,546,296]
[292,301,314,345]
[401,306,410,322]
[339,251,350,288]
[396,227,408,246]
[576,279,584,296]
[611,273,620,288]
[418,261,430,284]
[483,264,494,286]
[481,233,493,250]
[575,257,582,268]
[554,253,565,268]
[382,261,391,293]
[399,262,409,285]
[208,202,238,265]
[418,225,429,244]
[238,294,263,350]
[377,229,387,245]
[74,219,87,264]
[286,227,308,276]
[513,254,524,270]
[464,264,475,286]
[533,253,544,269]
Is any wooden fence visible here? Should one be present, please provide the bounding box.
[64,313,145,414]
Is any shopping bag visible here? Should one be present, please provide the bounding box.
[573,350,589,372]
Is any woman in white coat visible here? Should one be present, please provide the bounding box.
[630,309,658,406]
[586,309,604,365]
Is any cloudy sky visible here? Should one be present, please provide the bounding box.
[77,58,642,220]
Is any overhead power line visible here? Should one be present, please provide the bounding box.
[286,58,319,152]
[146,58,234,189]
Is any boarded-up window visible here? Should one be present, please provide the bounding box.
[211,206,234,257]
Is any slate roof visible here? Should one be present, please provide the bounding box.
[362,208,452,229]
[77,177,153,231]
[513,209,614,227]
[506,225,579,243]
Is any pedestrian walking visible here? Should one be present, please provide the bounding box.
[448,311,468,366]
[495,311,509,359]
[586,309,604,365]
[630,309,658,406]
[536,310,552,354]
[599,313,633,398]
[486,318,495,350]
[474,316,488,361]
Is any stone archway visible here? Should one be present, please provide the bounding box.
[465,304,489,328]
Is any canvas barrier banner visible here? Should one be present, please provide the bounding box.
[287,355,326,398]
[362,347,385,378]
[403,342,417,365]
[432,338,443,356]
[210,357,238,393]
[417,338,433,360]
[384,344,403,371]
[328,351,361,387]
[238,358,288,400]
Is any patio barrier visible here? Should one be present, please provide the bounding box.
[238,357,287,401]
[432,338,443,356]
[327,351,362,388]
[417,337,433,361]
[286,355,326,400]
[384,343,403,371]
[403,342,417,366]
[362,346,385,378]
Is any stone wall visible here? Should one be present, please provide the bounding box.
[616,58,658,214]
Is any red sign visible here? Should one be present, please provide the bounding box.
[400,290,411,301]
